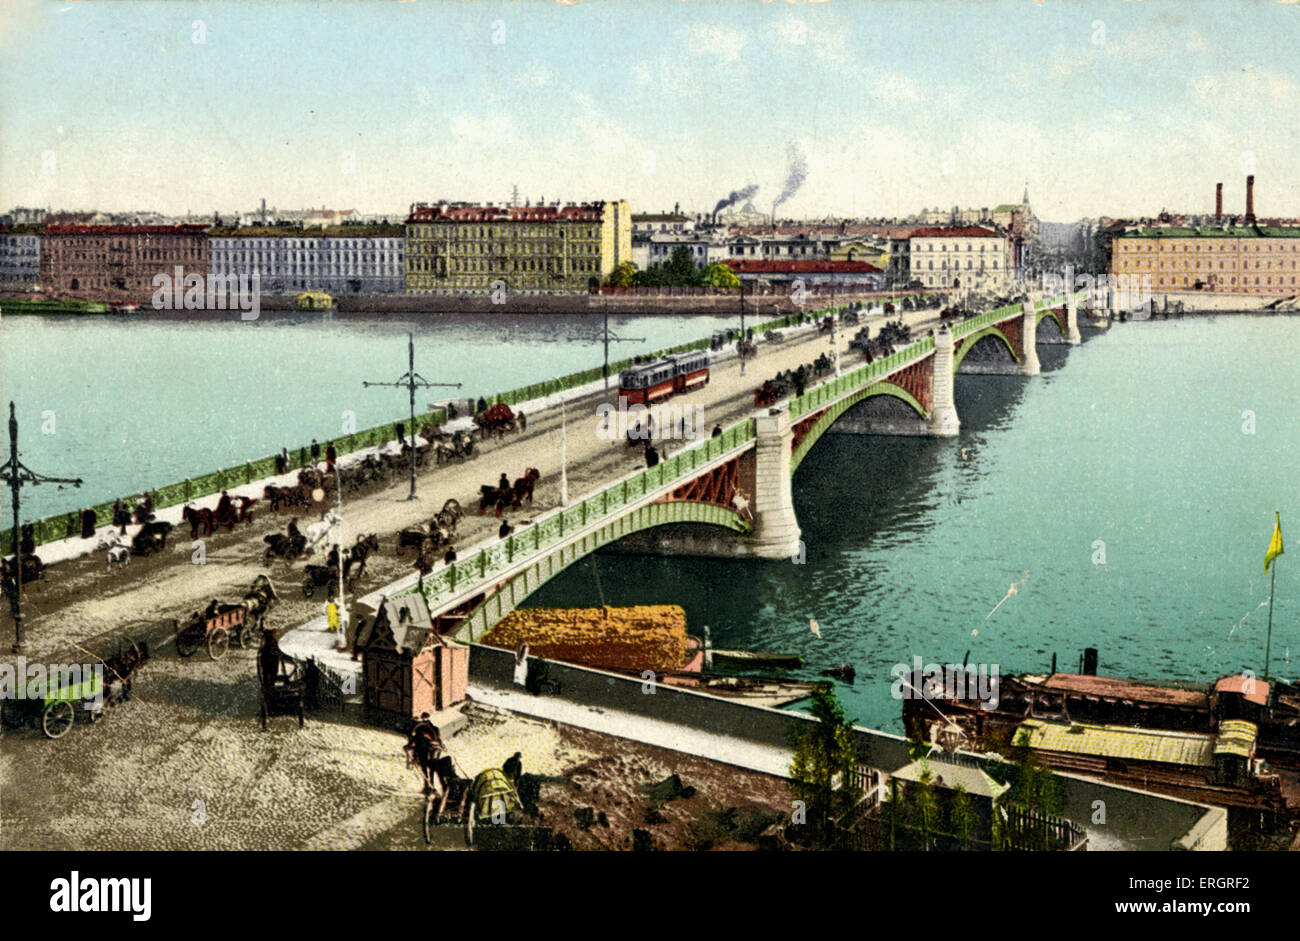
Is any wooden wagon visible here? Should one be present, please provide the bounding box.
[175,606,255,660]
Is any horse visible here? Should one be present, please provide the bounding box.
[347,533,379,581]
[1,553,44,584]
[302,509,340,555]
[235,495,258,524]
[131,521,173,556]
[511,468,540,508]
[239,573,280,625]
[96,530,130,552]
[182,503,215,538]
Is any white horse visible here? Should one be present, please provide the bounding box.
[107,545,130,571]
[96,529,130,552]
[303,509,340,555]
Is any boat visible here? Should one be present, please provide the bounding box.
[294,291,335,311]
[706,648,803,669]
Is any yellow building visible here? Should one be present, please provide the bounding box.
[1111,226,1300,296]
[404,200,631,293]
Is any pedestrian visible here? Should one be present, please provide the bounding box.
[499,519,513,540]
[645,444,659,468]
[112,497,129,535]
[513,643,530,687]
[503,751,523,788]
[275,450,288,475]
[443,544,457,566]
[712,424,722,438]
[498,472,510,492]
[518,411,527,432]
[310,439,321,465]
[395,422,405,446]
[326,440,337,472]
[476,397,488,415]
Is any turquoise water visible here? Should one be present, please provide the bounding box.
[528,315,1300,732]
[0,311,738,520]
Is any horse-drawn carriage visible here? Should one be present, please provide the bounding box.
[0,628,150,739]
[257,629,305,730]
[175,605,255,660]
[130,521,174,556]
[473,403,517,440]
[478,469,538,517]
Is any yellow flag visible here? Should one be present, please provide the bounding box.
[1265,513,1284,573]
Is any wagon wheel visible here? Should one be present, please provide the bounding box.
[238,622,256,649]
[41,700,76,739]
[176,630,199,658]
[207,627,230,661]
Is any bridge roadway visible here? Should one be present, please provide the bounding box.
[281,293,1083,667]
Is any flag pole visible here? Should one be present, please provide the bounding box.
[1265,557,1277,683]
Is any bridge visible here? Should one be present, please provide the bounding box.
[363,292,1086,643]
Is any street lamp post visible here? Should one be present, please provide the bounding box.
[2,402,82,653]
[333,462,348,650]
[363,333,462,501]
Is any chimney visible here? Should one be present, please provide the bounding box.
[1245,175,1256,223]
[1215,183,1222,222]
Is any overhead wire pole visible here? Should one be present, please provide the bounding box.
[363,333,461,502]
[597,305,645,405]
[2,402,82,653]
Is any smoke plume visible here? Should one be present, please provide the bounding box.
[771,142,809,217]
[714,184,759,215]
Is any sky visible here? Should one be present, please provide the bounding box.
[1,0,1298,223]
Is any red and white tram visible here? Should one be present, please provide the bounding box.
[617,351,711,406]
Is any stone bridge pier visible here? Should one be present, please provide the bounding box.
[927,325,960,436]
[1019,300,1041,376]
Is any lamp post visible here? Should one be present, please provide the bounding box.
[2,402,82,653]
[333,462,348,650]
[363,333,461,501]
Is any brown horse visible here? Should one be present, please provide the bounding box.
[183,503,215,538]
[511,468,541,508]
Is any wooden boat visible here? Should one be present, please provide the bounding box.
[707,648,802,669]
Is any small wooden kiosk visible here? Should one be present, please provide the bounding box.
[357,594,469,719]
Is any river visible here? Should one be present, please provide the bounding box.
[528,314,1300,732]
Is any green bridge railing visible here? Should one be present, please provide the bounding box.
[392,417,757,609]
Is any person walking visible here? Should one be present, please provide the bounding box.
[517,411,526,432]
[310,439,321,466]
[325,440,337,472]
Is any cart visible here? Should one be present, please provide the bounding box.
[0,631,148,739]
[175,606,254,660]
[257,635,305,730]
[301,564,340,599]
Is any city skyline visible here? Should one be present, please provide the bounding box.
[2,0,1299,222]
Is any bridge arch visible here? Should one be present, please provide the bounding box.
[791,381,928,473]
[953,326,1019,372]
[1036,307,1066,338]
[441,500,751,642]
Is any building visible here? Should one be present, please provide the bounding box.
[1108,177,1300,296]
[723,259,885,290]
[638,233,730,270]
[208,225,405,293]
[39,224,210,301]
[889,226,1010,290]
[632,211,693,236]
[0,225,41,286]
[405,200,632,294]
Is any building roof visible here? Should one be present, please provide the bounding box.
[41,224,211,236]
[356,593,437,653]
[723,259,883,274]
[206,224,404,238]
[1015,719,1217,768]
[907,226,1003,239]
[407,202,611,224]
[633,213,689,222]
[1215,675,1270,707]
[1118,226,1300,239]
[1036,672,1209,709]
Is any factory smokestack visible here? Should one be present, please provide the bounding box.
[1245,175,1256,223]
[1215,182,1222,222]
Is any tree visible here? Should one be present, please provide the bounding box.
[788,683,861,845]
[701,262,740,291]
[607,261,637,289]
[664,245,701,287]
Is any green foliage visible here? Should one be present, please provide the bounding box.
[788,683,861,845]
[951,784,976,849]
[701,262,740,290]
[607,261,637,288]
